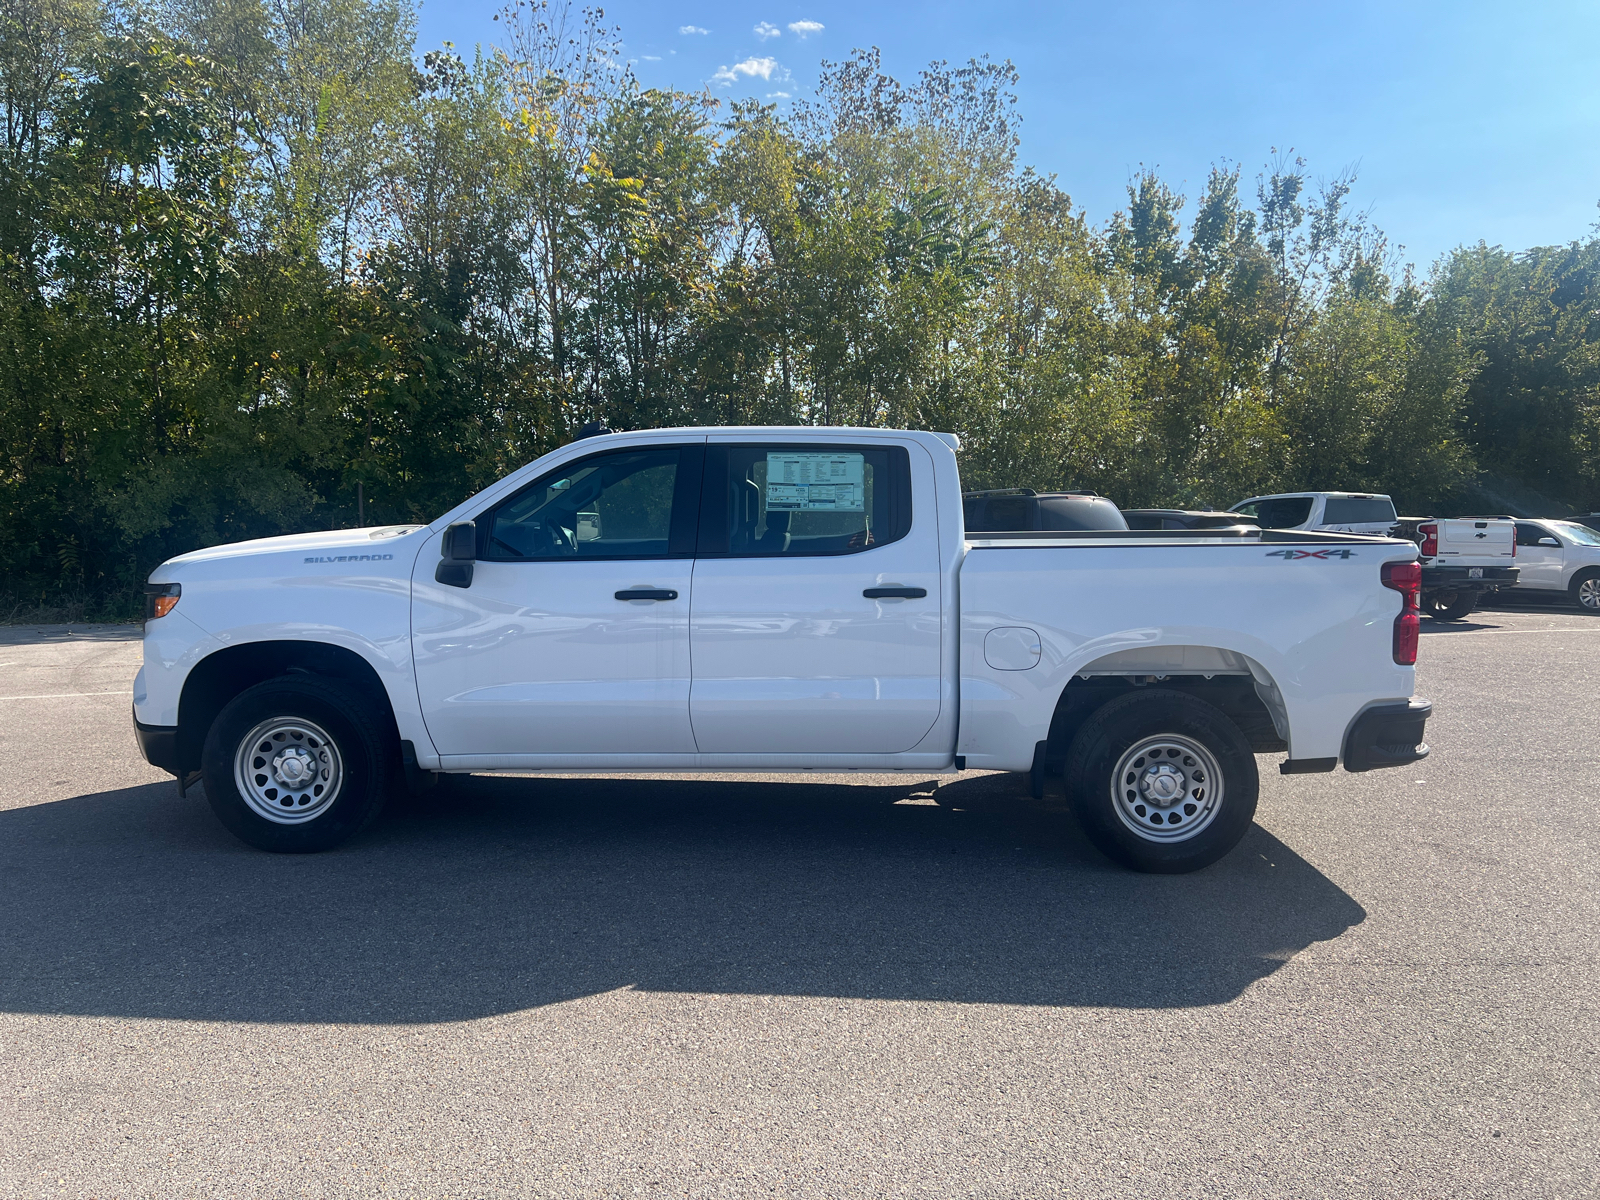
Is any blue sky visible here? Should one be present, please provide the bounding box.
[416,0,1600,271]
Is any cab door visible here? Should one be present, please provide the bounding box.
[687,440,943,755]
[412,442,704,759]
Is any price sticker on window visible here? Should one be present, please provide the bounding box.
[765,452,865,511]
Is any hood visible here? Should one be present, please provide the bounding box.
[154,526,426,573]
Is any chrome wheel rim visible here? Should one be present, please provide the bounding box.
[1111,734,1224,843]
[1579,578,1600,611]
[233,716,344,824]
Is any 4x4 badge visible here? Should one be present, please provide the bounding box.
[1265,548,1356,560]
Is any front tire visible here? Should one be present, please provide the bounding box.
[201,676,396,852]
[1572,571,1600,614]
[1063,690,1259,873]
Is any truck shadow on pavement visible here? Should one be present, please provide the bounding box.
[0,772,1364,1024]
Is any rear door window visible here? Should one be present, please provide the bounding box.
[701,445,911,556]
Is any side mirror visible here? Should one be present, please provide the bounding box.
[1538,537,1561,548]
[435,521,476,588]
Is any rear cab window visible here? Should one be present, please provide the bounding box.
[1321,496,1397,526]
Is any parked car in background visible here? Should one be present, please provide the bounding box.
[1504,518,1600,613]
[962,488,1129,533]
[1227,492,1399,536]
[1390,516,1519,620]
[1122,509,1256,531]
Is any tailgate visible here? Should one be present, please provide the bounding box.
[1437,519,1513,559]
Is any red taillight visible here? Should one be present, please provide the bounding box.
[1382,561,1421,665]
[1418,522,1438,557]
[1511,531,1516,558]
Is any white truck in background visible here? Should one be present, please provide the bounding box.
[1228,492,1519,619]
[1391,516,1519,619]
[133,428,1431,874]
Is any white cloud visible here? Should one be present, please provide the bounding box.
[641,54,662,60]
[767,91,791,99]
[679,24,709,34]
[787,19,824,37]
[753,21,780,39]
[712,55,784,86]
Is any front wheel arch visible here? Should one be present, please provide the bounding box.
[176,640,400,775]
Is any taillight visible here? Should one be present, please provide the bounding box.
[1417,522,1438,557]
[1511,531,1516,558]
[1381,561,1421,665]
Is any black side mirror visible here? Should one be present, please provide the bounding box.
[435,521,476,588]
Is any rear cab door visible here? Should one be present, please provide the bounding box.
[687,435,950,760]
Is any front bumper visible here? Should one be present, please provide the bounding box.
[1344,698,1432,772]
[133,707,182,777]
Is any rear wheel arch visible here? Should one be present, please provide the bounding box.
[1042,652,1287,772]
[176,641,399,773]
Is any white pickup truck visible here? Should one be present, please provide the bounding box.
[134,428,1431,873]
[1391,516,1520,619]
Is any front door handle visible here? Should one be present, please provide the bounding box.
[863,586,927,599]
[615,588,679,601]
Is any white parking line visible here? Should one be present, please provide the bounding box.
[0,690,134,700]
[1432,627,1600,636]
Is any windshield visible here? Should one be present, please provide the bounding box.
[1554,521,1600,547]
[1322,496,1396,526]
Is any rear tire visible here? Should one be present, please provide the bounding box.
[1063,690,1258,874]
[1426,590,1477,621]
[1572,571,1600,614]
[201,676,396,852]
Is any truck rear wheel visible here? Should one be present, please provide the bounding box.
[1426,590,1477,620]
[201,676,395,853]
[1063,690,1258,874]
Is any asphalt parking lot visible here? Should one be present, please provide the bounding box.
[1,602,1597,1199]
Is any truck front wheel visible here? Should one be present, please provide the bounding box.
[201,676,395,852]
[1063,690,1258,874]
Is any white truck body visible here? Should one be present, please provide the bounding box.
[133,428,1431,869]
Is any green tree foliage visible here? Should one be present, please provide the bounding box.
[0,0,1591,615]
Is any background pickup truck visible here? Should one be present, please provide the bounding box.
[1391,516,1519,619]
[134,428,1431,873]
[1227,490,1400,536]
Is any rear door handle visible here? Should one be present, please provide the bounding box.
[863,586,927,599]
[615,588,679,601]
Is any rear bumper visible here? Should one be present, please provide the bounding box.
[1343,698,1432,772]
[1421,564,1519,589]
[133,707,181,777]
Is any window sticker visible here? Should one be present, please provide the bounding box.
[765,452,865,511]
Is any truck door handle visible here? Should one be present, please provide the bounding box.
[615,588,678,601]
[863,586,927,599]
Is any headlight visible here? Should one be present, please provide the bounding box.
[144,581,181,620]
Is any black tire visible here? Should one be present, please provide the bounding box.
[1063,690,1258,874]
[1571,571,1600,615]
[1426,590,1477,621]
[201,675,396,852]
